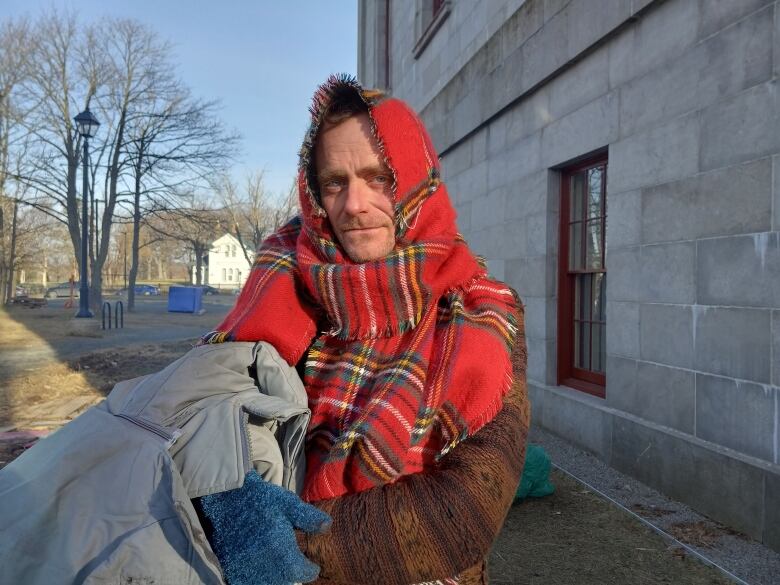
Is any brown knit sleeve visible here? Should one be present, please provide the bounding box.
[299,307,530,585]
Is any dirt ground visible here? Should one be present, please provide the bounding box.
[0,339,195,423]
[0,340,196,465]
[490,470,732,584]
[0,298,226,464]
[0,301,738,584]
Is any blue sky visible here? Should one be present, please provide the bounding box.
[3,0,358,198]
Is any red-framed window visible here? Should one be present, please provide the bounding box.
[557,154,608,398]
[413,0,451,58]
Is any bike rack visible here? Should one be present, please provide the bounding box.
[102,302,111,330]
[115,300,124,329]
[102,301,125,330]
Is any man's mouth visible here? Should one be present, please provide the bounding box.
[343,226,383,232]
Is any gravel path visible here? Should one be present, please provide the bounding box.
[531,426,780,585]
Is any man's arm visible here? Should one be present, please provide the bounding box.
[299,333,530,585]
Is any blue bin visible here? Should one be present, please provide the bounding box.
[168,286,203,313]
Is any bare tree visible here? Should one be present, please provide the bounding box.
[118,89,238,311]
[217,170,269,265]
[0,17,31,195]
[0,18,35,302]
[146,203,224,287]
[82,18,176,309]
[15,9,105,270]
[2,197,18,301]
[269,179,300,232]
[9,202,62,290]
[7,11,239,312]
[217,173,300,265]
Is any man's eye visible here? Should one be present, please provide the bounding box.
[372,174,390,185]
[321,180,343,193]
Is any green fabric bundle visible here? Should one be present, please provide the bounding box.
[515,444,555,501]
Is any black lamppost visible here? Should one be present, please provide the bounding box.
[74,107,100,318]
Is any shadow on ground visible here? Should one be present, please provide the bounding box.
[0,295,234,428]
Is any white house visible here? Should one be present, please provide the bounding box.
[198,233,251,290]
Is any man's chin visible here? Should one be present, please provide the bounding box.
[345,247,389,263]
[340,233,395,263]
[343,241,395,263]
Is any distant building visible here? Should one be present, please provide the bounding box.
[359,0,780,551]
[200,233,251,290]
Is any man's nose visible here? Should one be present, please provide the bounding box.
[342,180,370,216]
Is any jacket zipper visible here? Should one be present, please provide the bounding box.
[116,413,182,449]
[239,410,252,471]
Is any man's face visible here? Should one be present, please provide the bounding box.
[314,113,395,263]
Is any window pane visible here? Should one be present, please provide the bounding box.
[569,221,582,270]
[591,323,601,371]
[574,321,579,367]
[587,167,603,218]
[574,277,580,320]
[570,173,585,221]
[578,273,592,323]
[592,273,605,323]
[575,322,590,369]
[600,274,607,322]
[599,324,606,373]
[585,219,603,269]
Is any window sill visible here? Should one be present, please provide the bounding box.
[413,1,452,59]
[530,381,609,408]
[559,376,605,399]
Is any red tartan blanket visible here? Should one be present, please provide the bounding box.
[204,76,519,501]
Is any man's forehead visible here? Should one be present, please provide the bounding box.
[316,114,372,144]
[313,114,386,168]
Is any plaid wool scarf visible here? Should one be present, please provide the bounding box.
[204,76,520,501]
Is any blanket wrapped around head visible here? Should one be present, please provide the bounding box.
[204,75,520,502]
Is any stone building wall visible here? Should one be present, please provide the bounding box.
[359,0,780,549]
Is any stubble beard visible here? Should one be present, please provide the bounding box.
[339,227,395,263]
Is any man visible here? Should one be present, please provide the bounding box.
[204,75,529,584]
